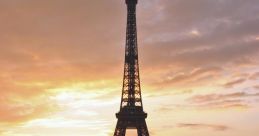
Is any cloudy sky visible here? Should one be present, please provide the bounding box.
[0,0,259,136]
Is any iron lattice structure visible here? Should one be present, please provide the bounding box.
[113,0,149,136]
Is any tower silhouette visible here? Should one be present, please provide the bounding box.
[113,0,149,136]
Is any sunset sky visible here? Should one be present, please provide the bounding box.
[1,0,259,136]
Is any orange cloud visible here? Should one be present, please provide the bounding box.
[0,95,56,124]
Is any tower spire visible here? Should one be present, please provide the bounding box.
[113,0,149,136]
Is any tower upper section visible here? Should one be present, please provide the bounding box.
[119,0,142,109]
[126,0,138,5]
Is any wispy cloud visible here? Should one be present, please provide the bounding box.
[156,91,259,112]
[223,78,246,88]
[184,92,259,109]
[254,85,259,90]
[249,72,259,80]
[177,123,229,131]
[189,92,259,103]
[155,67,222,87]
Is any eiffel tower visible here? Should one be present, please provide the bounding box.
[113,0,149,136]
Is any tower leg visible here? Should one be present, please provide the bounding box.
[113,119,149,136]
[114,120,126,136]
[137,120,149,136]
